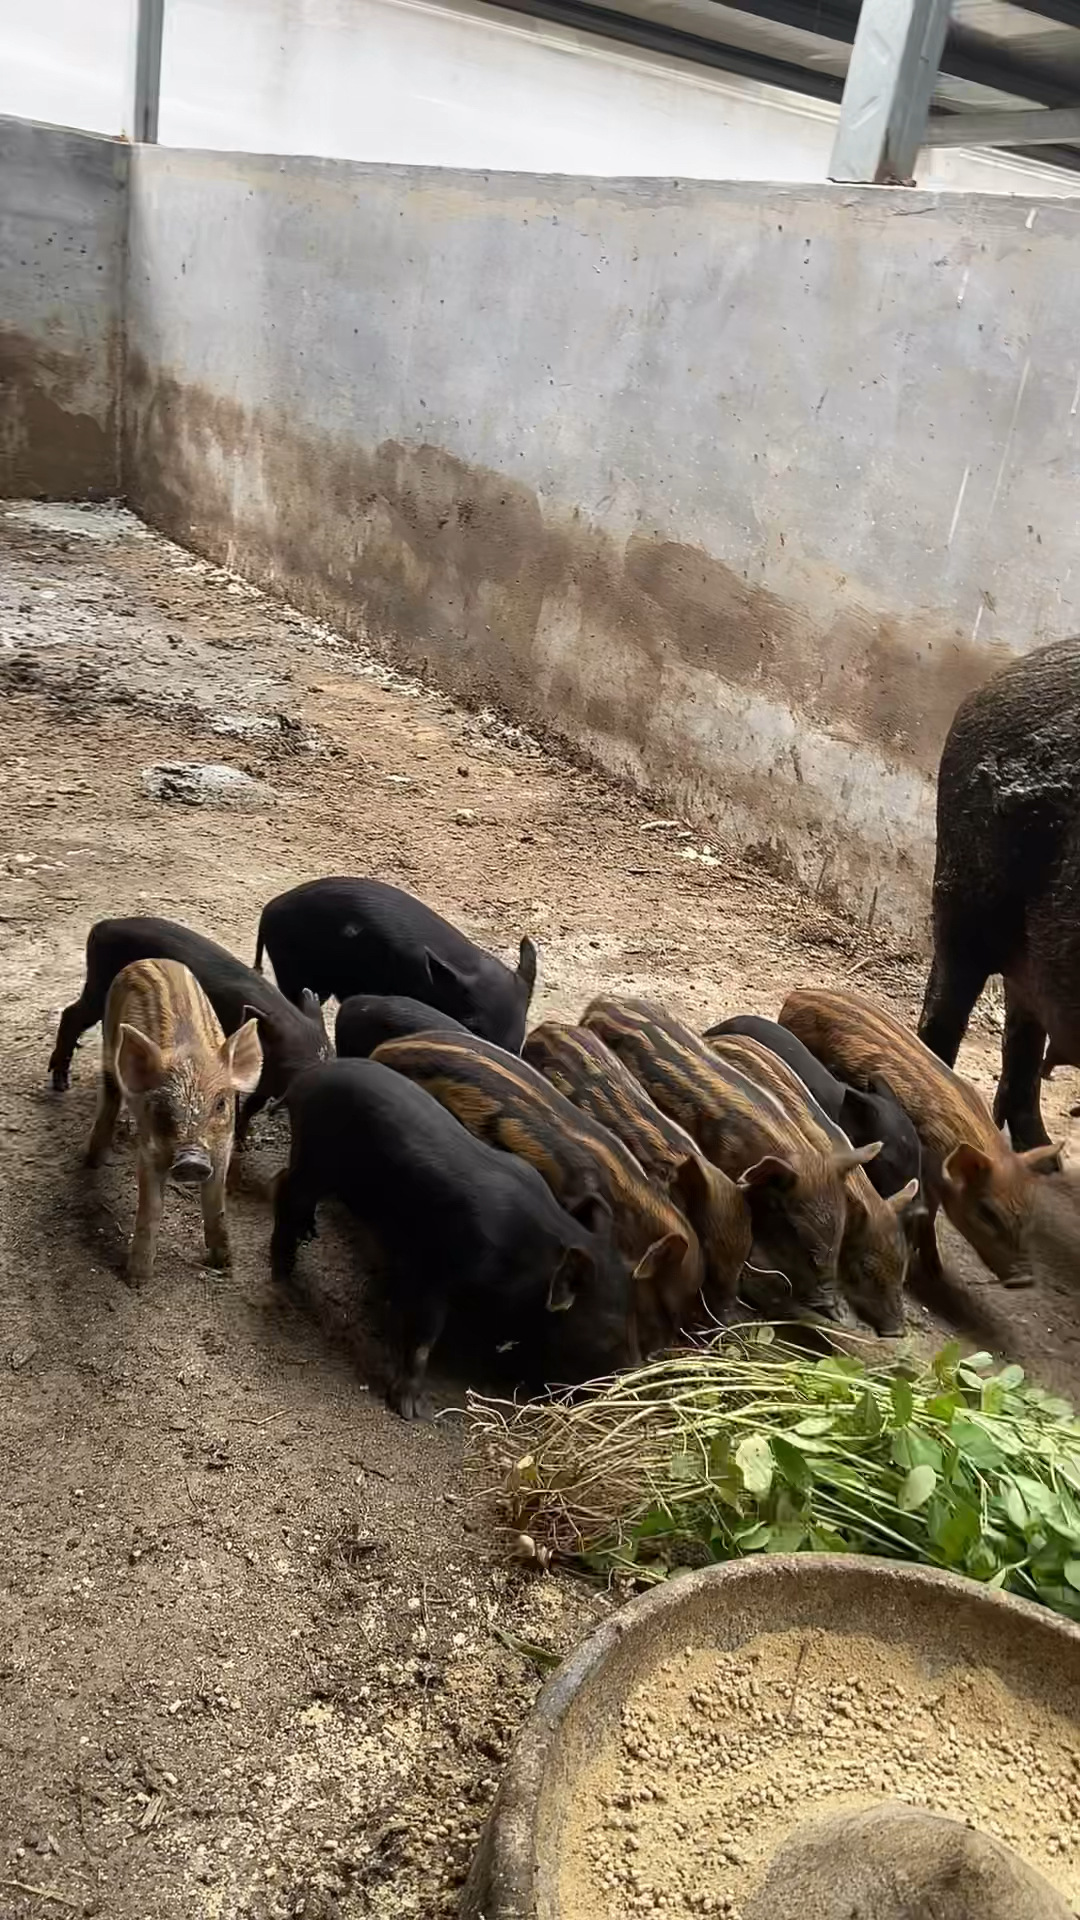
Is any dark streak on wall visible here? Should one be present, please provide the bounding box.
[0,329,117,499]
[124,356,1005,835]
[0,118,127,500]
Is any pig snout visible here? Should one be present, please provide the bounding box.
[170,1146,214,1184]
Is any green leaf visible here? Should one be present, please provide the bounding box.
[772,1435,812,1492]
[890,1378,915,1429]
[891,1430,943,1474]
[980,1381,1006,1417]
[735,1433,774,1496]
[926,1391,962,1423]
[856,1389,884,1438]
[1064,1561,1080,1591]
[793,1415,836,1436]
[734,1521,773,1551]
[630,1505,676,1539]
[809,1524,849,1553]
[898,1464,937,1513]
[966,1541,1003,1582]
[929,1499,980,1561]
[1013,1475,1056,1520]
[1003,1481,1028,1531]
[1052,1487,1080,1542]
[986,1566,1010,1590]
[950,1416,1006,1471]
[965,1351,995,1372]
[933,1341,961,1383]
[770,1523,808,1553]
[997,1364,1026,1390]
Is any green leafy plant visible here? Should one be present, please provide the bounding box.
[466,1331,1080,1620]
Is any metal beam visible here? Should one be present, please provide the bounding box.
[924,104,1080,146]
[829,0,953,184]
[489,0,848,98]
[705,0,1080,110]
[133,0,164,144]
[996,0,1080,25]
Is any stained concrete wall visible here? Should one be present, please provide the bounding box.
[0,118,128,498]
[123,148,1080,938]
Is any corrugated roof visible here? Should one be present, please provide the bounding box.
[505,0,1080,174]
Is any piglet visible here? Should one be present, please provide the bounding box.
[272,1059,638,1416]
[86,958,262,1284]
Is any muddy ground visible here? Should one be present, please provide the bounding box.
[2,501,1079,1920]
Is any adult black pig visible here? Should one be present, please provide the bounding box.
[49,916,331,1142]
[271,1059,638,1416]
[919,635,1080,1149]
[335,994,468,1059]
[255,878,536,1052]
[705,1013,923,1203]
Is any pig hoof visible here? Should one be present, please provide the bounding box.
[204,1246,232,1273]
[51,1068,70,1092]
[389,1387,426,1422]
[126,1261,151,1288]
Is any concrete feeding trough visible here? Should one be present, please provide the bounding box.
[460,1556,1080,1920]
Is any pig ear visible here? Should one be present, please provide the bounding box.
[221,1018,263,1095]
[632,1230,689,1283]
[738,1154,797,1194]
[669,1153,711,1220]
[115,1023,166,1096]
[547,1245,592,1312]
[425,948,467,999]
[567,1191,613,1237]
[517,936,538,996]
[831,1140,882,1176]
[1020,1141,1066,1176]
[887,1177,921,1216]
[942,1142,994,1192]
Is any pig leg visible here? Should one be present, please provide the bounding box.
[200,1157,232,1271]
[389,1285,449,1422]
[911,1200,945,1297]
[234,1087,269,1150]
[993,989,1050,1150]
[50,980,107,1091]
[918,943,987,1067]
[270,1168,320,1289]
[128,1155,167,1285]
[85,1070,122,1167]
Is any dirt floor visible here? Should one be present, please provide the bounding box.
[2,500,1079,1920]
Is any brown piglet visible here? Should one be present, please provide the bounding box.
[87,958,263,1284]
[708,1031,919,1336]
[523,1020,751,1322]
[581,996,880,1325]
[779,987,1077,1289]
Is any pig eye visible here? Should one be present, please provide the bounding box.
[213,1094,232,1118]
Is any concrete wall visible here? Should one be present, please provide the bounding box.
[0,118,128,498]
[123,148,1080,938]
